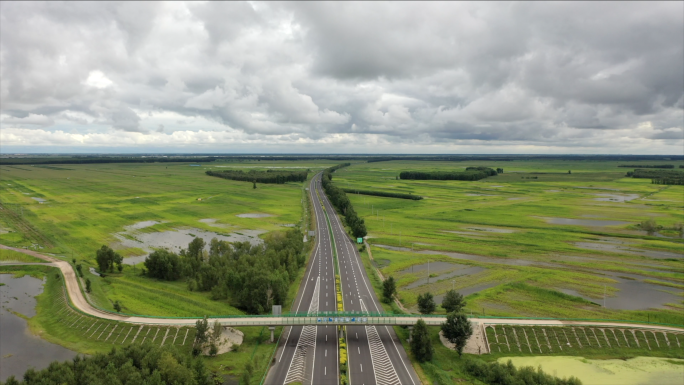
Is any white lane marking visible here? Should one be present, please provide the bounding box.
[283,274,321,383]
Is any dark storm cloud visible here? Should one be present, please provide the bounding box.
[0,1,682,152]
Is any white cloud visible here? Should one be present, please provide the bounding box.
[0,2,681,153]
[84,70,113,89]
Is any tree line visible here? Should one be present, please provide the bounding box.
[342,188,423,200]
[0,157,219,166]
[144,229,305,314]
[400,166,498,181]
[205,169,308,184]
[625,169,684,185]
[321,164,368,238]
[618,164,674,168]
[1,344,219,385]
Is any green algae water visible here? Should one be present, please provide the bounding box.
[497,356,684,385]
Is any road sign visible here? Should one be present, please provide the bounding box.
[357,238,363,244]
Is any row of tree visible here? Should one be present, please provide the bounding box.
[3,344,219,385]
[625,169,684,185]
[399,167,498,181]
[618,164,674,168]
[652,177,684,185]
[144,229,305,314]
[342,188,423,200]
[321,164,368,238]
[628,169,684,179]
[205,169,308,184]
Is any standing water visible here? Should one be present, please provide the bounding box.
[0,274,77,380]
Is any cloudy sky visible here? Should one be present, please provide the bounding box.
[1,2,682,154]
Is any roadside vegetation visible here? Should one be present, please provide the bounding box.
[321,163,368,238]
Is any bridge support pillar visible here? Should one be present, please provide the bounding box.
[269,326,275,343]
[408,326,414,343]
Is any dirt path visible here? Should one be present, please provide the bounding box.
[2,244,683,334]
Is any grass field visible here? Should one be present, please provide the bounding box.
[330,160,684,325]
[0,248,44,263]
[0,161,336,316]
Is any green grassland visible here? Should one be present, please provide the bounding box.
[0,248,44,263]
[330,160,684,324]
[0,161,337,316]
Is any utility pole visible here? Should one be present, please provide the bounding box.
[603,284,606,308]
[452,280,455,291]
[427,259,430,288]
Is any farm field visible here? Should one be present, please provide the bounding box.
[0,160,333,316]
[331,160,684,325]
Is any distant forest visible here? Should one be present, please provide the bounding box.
[2,154,683,166]
[205,169,308,184]
[400,167,498,181]
[618,165,674,168]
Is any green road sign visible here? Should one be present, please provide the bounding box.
[357,238,363,244]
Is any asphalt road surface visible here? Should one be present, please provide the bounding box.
[265,174,339,385]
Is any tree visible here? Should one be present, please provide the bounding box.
[113,300,122,313]
[253,180,257,189]
[145,249,182,280]
[85,278,92,293]
[417,292,436,314]
[382,276,397,304]
[195,316,210,351]
[441,290,466,313]
[441,312,473,357]
[76,264,83,277]
[95,245,123,273]
[410,319,433,362]
[208,344,218,357]
[568,170,571,174]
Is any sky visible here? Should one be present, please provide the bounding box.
[1,2,682,154]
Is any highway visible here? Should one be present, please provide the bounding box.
[265,174,339,385]
[318,176,420,385]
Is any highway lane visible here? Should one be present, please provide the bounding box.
[319,179,421,385]
[266,174,338,385]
